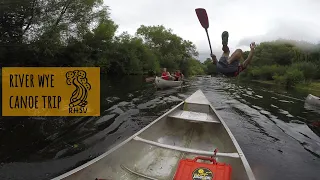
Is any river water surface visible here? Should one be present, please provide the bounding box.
[0,76,319,180]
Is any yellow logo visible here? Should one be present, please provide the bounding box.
[192,167,213,180]
[1,67,100,116]
[66,70,91,113]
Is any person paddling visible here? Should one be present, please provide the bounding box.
[211,31,256,77]
[174,70,184,81]
[161,68,174,80]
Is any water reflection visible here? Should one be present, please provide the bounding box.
[0,76,319,180]
[204,77,320,180]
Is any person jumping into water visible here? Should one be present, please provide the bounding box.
[211,31,256,77]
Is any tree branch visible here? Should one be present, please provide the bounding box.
[23,0,37,35]
[53,0,72,29]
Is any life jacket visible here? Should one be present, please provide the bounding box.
[161,72,169,80]
[175,72,182,77]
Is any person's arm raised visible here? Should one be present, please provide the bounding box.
[243,42,256,68]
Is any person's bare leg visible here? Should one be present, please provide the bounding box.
[222,45,230,58]
[242,42,256,68]
[242,50,254,68]
[221,31,241,64]
[227,49,243,64]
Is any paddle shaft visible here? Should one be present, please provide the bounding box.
[195,8,213,55]
[205,28,213,55]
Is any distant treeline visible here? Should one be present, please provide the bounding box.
[2,0,319,84]
[0,0,205,76]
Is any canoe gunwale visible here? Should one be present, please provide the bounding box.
[208,103,256,180]
[184,90,256,180]
[51,101,185,180]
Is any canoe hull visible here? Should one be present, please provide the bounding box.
[305,94,320,106]
[52,90,256,180]
[154,76,182,89]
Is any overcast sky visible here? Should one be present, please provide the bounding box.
[104,0,320,61]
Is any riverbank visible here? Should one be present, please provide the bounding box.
[251,80,320,96]
[296,82,320,96]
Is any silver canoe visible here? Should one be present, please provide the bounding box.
[154,76,183,89]
[305,94,320,106]
[52,90,256,180]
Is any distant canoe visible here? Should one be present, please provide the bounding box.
[154,76,182,89]
[305,94,320,106]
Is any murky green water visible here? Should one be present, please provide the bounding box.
[0,75,319,180]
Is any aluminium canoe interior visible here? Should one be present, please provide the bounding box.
[52,90,255,180]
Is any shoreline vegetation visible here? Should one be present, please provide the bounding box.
[1,1,320,95]
[248,80,320,97]
[204,40,320,95]
[239,40,320,88]
[236,40,320,95]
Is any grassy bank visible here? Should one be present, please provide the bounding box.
[251,80,320,96]
[296,82,320,96]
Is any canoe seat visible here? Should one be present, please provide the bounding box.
[133,136,239,158]
[168,110,220,123]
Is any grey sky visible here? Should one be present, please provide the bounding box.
[104,0,320,61]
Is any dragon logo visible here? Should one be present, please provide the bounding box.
[66,70,91,108]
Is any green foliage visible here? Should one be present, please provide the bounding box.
[187,59,205,76]
[249,42,295,66]
[246,65,287,80]
[4,1,319,81]
[203,58,217,75]
[240,40,320,88]
[0,1,204,76]
[290,62,317,80]
[316,69,320,79]
[136,25,199,75]
[273,68,305,87]
[285,68,306,86]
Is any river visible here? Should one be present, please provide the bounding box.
[0,75,319,180]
